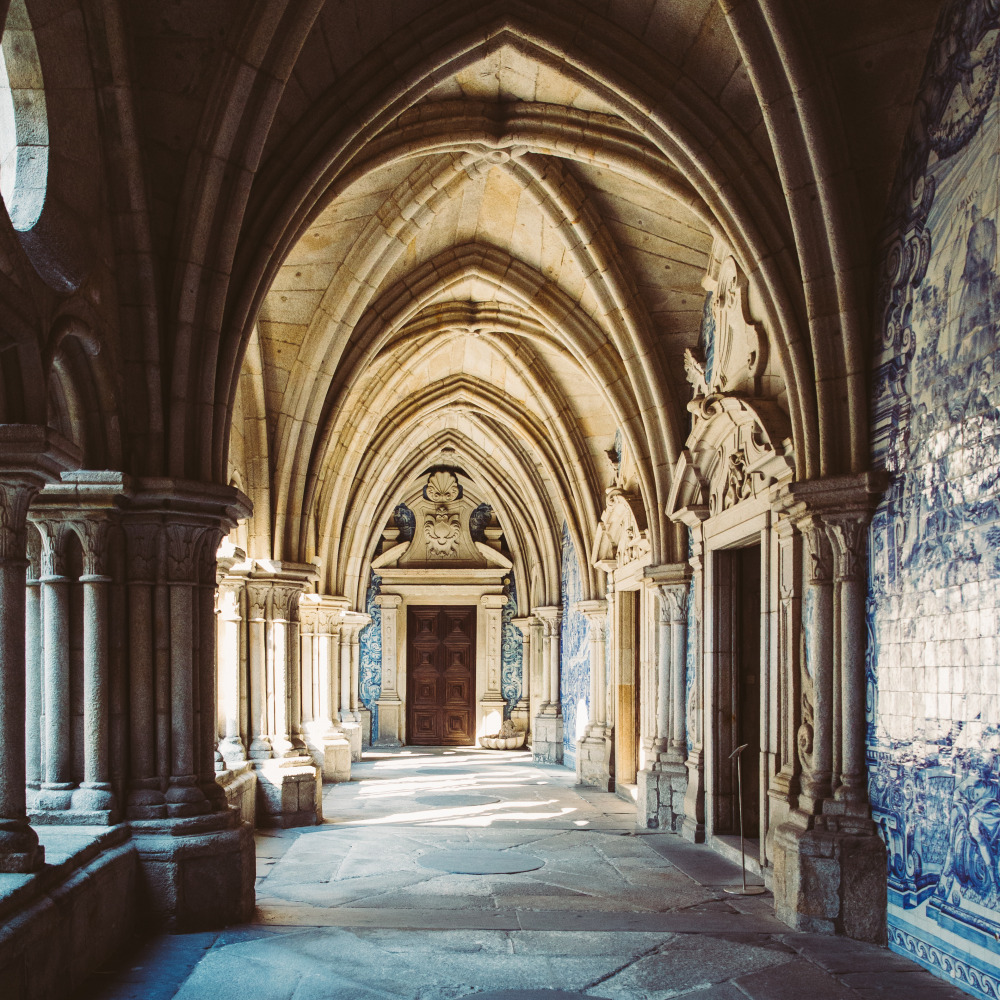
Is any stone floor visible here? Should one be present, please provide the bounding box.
[78,748,967,1000]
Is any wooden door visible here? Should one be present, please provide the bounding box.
[406,606,476,745]
[615,589,639,786]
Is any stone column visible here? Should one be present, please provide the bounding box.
[24,527,42,803]
[245,562,322,829]
[797,516,835,814]
[300,595,351,780]
[0,429,77,873]
[33,518,74,811]
[679,518,707,844]
[123,518,165,818]
[123,480,255,931]
[76,517,115,814]
[216,577,247,766]
[246,582,271,761]
[827,515,872,806]
[768,472,887,943]
[632,564,690,831]
[509,615,535,734]
[479,593,508,740]
[575,600,611,789]
[531,606,563,764]
[338,612,369,761]
[374,594,403,745]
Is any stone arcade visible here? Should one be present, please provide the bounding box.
[0,1,997,998]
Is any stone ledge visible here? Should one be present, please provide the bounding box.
[0,835,139,1000]
[0,823,131,925]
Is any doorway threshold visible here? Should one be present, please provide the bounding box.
[709,834,763,879]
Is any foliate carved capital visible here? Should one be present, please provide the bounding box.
[246,583,269,621]
[270,584,304,621]
[0,480,37,563]
[165,523,202,582]
[800,518,833,584]
[658,584,688,624]
[124,520,162,582]
[77,518,111,577]
[826,517,869,583]
[32,516,69,577]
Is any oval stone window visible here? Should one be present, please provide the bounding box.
[0,0,48,232]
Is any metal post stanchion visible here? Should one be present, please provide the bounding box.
[724,742,765,895]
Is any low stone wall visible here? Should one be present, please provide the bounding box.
[0,826,139,1000]
[217,763,257,827]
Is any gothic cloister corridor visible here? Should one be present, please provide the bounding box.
[2,1,1000,997]
[79,751,962,1000]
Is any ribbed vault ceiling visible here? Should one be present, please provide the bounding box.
[241,42,716,606]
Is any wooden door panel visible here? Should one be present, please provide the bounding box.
[407,605,476,745]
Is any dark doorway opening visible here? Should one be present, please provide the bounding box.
[406,606,476,746]
[714,544,762,847]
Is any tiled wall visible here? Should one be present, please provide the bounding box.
[358,569,382,738]
[500,573,522,714]
[560,520,589,762]
[869,3,1000,995]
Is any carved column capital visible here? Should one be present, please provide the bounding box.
[574,600,607,639]
[826,516,870,583]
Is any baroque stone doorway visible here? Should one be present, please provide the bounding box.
[406,606,477,746]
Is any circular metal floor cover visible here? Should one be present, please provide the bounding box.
[418,849,544,874]
[413,793,500,807]
[466,992,612,999]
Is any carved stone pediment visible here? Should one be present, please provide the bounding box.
[374,471,509,571]
[591,486,651,574]
[667,394,793,521]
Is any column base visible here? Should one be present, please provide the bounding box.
[254,757,322,828]
[771,811,887,943]
[680,750,706,843]
[636,758,687,831]
[306,729,352,782]
[576,724,612,790]
[532,712,563,764]
[340,718,363,762]
[0,820,45,873]
[130,809,255,932]
[126,783,168,821]
[374,698,403,746]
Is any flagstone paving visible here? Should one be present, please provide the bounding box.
[78,748,967,1000]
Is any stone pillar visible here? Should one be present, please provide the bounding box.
[216,576,247,766]
[679,518,707,843]
[24,527,42,804]
[509,615,535,734]
[769,473,887,943]
[0,428,77,872]
[531,606,563,763]
[633,564,691,831]
[479,593,508,740]
[245,562,322,829]
[300,594,351,780]
[574,600,612,789]
[29,482,124,823]
[338,612,369,761]
[34,518,74,811]
[122,480,255,931]
[76,518,115,814]
[828,516,869,805]
[374,594,403,745]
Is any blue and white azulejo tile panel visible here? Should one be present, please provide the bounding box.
[870,3,1000,995]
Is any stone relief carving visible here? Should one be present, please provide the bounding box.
[423,505,461,559]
